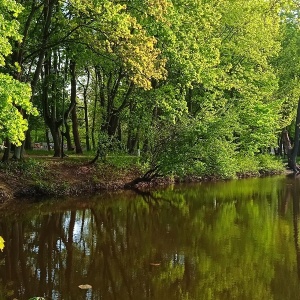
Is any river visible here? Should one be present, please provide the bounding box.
[0,175,300,299]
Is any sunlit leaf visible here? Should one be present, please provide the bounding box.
[0,236,4,251]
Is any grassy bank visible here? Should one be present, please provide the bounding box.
[0,151,286,201]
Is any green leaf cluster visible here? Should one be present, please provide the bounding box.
[0,0,37,145]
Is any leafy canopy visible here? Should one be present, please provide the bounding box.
[69,0,167,89]
[0,0,37,145]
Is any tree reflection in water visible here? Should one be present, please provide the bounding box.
[1,177,300,299]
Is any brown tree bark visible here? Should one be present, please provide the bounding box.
[1,138,10,162]
[82,68,91,151]
[282,99,300,172]
[70,60,83,154]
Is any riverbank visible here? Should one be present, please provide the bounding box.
[0,158,140,201]
[0,153,287,202]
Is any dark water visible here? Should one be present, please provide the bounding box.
[1,175,300,300]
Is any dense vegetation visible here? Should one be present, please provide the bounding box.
[2,0,300,181]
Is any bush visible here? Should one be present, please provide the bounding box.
[201,139,238,179]
[235,153,260,176]
[257,154,284,173]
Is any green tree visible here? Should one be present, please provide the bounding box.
[274,2,300,171]
[125,0,284,185]
[0,0,37,149]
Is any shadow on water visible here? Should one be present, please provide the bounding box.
[1,176,300,299]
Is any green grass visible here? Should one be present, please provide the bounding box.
[24,150,142,168]
[106,154,140,168]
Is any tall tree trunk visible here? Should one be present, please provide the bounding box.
[64,121,73,151]
[91,90,98,150]
[107,110,119,137]
[49,123,62,157]
[12,142,24,160]
[25,130,32,150]
[46,128,51,151]
[1,138,10,162]
[72,108,82,154]
[42,53,62,157]
[83,68,91,151]
[31,0,58,96]
[70,60,83,154]
[282,99,300,172]
[291,99,300,169]
[127,130,138,154]
[282,129,294,169]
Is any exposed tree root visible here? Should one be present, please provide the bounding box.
[124,166,161,189]
[291,165,300,174]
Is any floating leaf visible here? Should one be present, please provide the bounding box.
[78,284,92,289]
[0,236,4,251]
[150,262,161,266]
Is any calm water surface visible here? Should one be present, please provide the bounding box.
[1,175,300,299]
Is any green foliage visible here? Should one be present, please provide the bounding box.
[96,132,121,161]
[143,114,284,180]
[129,0,284,179]
[274,4,300,128]
[69,0,167,90]
[235,153,284,176]
[152,0,222,87]
[257,154,284,174]
[2,0,294,178]
[106,154,140,169]
[33,180,69,196]
[0,0,37,145]
[0,159,46,179]
[235,153,260,176]
[0,0,23,66]
[0,74,37,145]
[201,138,238,179]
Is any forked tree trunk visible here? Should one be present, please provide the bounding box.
[49,124,62,157]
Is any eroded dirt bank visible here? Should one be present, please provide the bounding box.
[0,159,144,201]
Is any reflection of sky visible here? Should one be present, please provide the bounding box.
[62,210,95,256]
[171,253,185,265]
